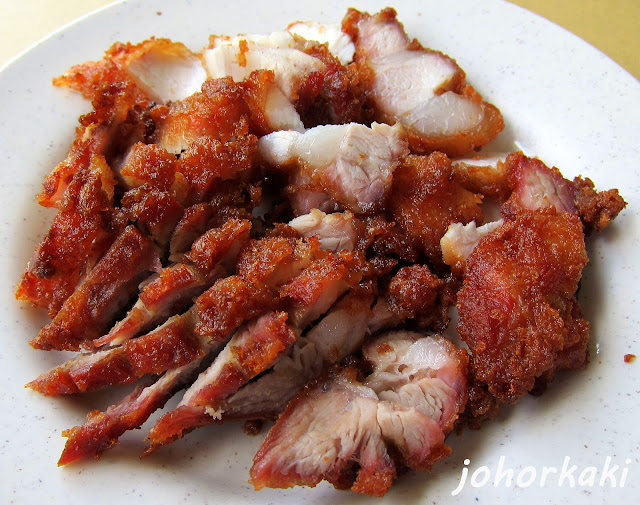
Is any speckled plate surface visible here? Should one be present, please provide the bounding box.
[1,0,638,503]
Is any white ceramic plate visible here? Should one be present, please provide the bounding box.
[1,0,638,503]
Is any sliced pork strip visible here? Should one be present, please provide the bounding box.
[38,80,151,208]
[203,32,325,101]
[145,312,296,451]
[220,290,374,421]
[16,156,120,316]
[120,185,185,247]
[57,346,222,465]
[441,219,504,276]
[288,209,358,252]
[95,219,251,347]
[180,312,296,411]
[28,309,208,395]
[168,203,214,257]
[343,8,503,157]
[251,329,468,497]
[279,251,363,328]
[238,69,305,134]
[287,21,355,65]
[122,39,207,103]
[117,142,185,196]
[250,367,393,495]
[502,152,577,216]
[259,122,408,214]
[30,225,161,351]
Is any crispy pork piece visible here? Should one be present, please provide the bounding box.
[39,82,152,208]
[118,39,207,103]
[502,152,626,231]
[287,22,355,66]
[571,176,627,233]
[221,291,374,421]
[388,152,482,264]
[16,156,120,316]
[343,8,503,157]
[440,220,504,276]
[28,309,206,395]
[259,122,408,214]
[117,142,185,195]
[367,265,447,334]
[203,31,325,101]
[239,70,305,134]
[176,133,257,205]
[285,171,341,217]
[502,152,577,215]
[95,218,251,347]
[288,209,358,252]
[56,348,221,465]
[30,225,161,351]
[145,247,363,452]
[250,332,468,496]
[452,153,509,200]
[154,78,252,154]
[279,251,363,328]
[144,312,296,451]
[457,210,589,403]
[53,38,206,104]
[120,186,184,247]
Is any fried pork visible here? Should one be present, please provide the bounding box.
[15,6,627,500]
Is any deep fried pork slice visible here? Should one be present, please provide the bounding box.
[53,38,206,104]
[39,82,151,208]
[239,70,305,134]
[367,265,449,334]
[28,309,206,395]
[285,171,341,217]
[250,332,468,496]
[176,134,257,205]
[342,8,504,157]
[457,210,589,403]
[279,251,363,328]
[144,312,297,452]
[259,122,408,214]
[287,22,355,66]
[452,153,509,200]
[153,77,251,154]
[29,225,161,351]
[57,352,216,465]
[362,332,468,434]
[117,142,184,194]
[204,31,325,101]
[502,152,577,215]
[16,156,119,316]
[144,247,363,452]
[221,291,374,421]
[288,209,358,252]
[120,186,184,247]
[502,152,626,232]
[388,152,483,265]
[95,219,251,347]
[440,219,504,276]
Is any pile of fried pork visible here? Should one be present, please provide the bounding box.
[16,7,626,497]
